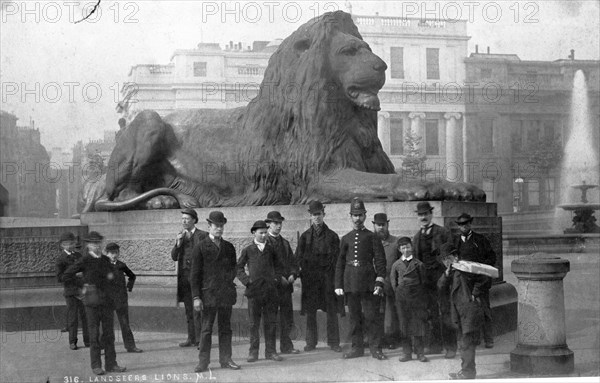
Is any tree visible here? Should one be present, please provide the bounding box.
[400,126,431,180]
[526,135,563,208]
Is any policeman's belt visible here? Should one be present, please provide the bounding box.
[347,260,368,267]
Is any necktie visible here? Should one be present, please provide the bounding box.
[314,225,322,236]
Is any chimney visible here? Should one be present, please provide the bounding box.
[229,41,233,50]
[569,49,575,60]
[487,46,490,54]
[475,44,479,54]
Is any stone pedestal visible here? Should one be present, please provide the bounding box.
[510,253,574,375]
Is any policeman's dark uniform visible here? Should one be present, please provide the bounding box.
[335,198,387,359]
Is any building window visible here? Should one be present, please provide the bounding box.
[511,120,523,153]
[193,62,207,77]
[526,120,541,146]
[426,48,440,80]
[390,47,404,79]
[390,118,404,155]
[526,70,537,83]
[480,119,494,153]
[425,119,439,155]
[482,179,495,202]
[480,68,492,79]
[543,120,556,140]
[544,177,556,207]
[527,180,540,207]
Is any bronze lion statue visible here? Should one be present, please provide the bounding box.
[82,11,484,212]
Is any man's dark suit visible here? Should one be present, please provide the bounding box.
[64,253,118,371]
[56,249,89,347]
[171,227,208,344]
[190,236,237,367]
[413,224,453,353]
[335,227,386,354]
[267,234,298,353]
[109,260,137,351]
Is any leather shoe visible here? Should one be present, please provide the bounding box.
[304,345,316,352]
[485,342,494,349]
[266,353,283,362]
[330,345,342,352]
[179,340,199,347]
[106,365,127,373]
[127,347,143,353]
[418,354,429,362]
[247,354,258,363]
[194,363,208,373]
[220,360,241,370]
[342,350,364,359]
[398,354,412,362]
[84,343,90,348]
[449,371,475,380]
[281,348,300,354]
[61,327,68,333]
[445,350,457,359]
[387,343,398,350]
[92,368,105,375]
[69,343,78,350]
[371,351,388,360]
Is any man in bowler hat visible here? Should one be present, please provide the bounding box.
[265,211,300,354]
[56,232,89,350]
[171,208,208,347]
[412,201,454,357]
[335,198,387,360]
[452,213,496,349]
[296,201,343,352]
[372,213,401,349]
[237,220,286,363]
[191,211,240,372]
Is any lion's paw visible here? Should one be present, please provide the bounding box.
[144,195,179,209]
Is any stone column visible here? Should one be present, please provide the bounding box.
[408,112,426,151]
[377,112,391,154]
[510,253,574,375]
[444,112,462,182]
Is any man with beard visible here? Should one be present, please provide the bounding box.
[296,201,343,353]
[372,213,401,350]
[335,198,387,360]
[412,202,455,358]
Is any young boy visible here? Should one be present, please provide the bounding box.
[438,243,488,380]
[390,237,429,363]
[105,242,143,353]
[236,220,285,363]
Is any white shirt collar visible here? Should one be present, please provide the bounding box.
[254,239,266,251]
[401,254,413,262]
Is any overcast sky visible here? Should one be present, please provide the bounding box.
[1,0,599,153]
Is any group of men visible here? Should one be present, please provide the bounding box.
[173,198,496,379]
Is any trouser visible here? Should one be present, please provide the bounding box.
[277,288,295,352]
[180,277,201,343]
[65,295,89,346]
[425,283,442,350]
[305,292,340,348]
[85,305,116,370]
[383,294,401,345]
[248,298,277,357]
[481,290,493,344]
[441,314,458,352]
[458,331,478,378]
[401,335,424,356]
[346,292,382,353]
[115,305,135,350]
[198,306,233,365]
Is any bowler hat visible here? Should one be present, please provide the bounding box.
[265,211,285,223]
[59,232,76,243]
[440,243,457,257]
[105,242,120,252]
[307,201,324,214]
[84,231,104,243]
[207,211,227,225]
[350,197,366,214]
[372,213,389,225]
[415,201,434,214]
[181,208,198,223]
[250,220,268,233]
[455,213,474,225]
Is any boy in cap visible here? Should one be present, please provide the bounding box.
[64,231,126,375]
[438,242,488,380]
[452,213,496,349]
[296,200,343,352]
[265,211,300,354]
[237,220,286,363]
[56,231,89,350]
[390,237,429,363]
[171,208,208,347]
[372,213,401,349]
[191,211,240,372]
[335,198,387,360]
[412,201,451,356]
[105,242,142,353]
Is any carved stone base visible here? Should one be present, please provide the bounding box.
[510,344,574,375]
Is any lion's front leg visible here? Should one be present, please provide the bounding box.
[309,168,485,202]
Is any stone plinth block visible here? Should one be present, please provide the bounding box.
[510,252,574,375]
